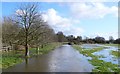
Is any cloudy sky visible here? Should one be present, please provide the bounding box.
[2,2,118,40]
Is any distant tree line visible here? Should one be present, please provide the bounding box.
[56,31,120,44]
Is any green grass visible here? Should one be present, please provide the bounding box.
[111,51,120,58]
[1,42,62,69]
[73,45,119,72]
[39,42,62,53]
[73,45,104,57]
[89,58,118,72]
[1,51,23,69]
[104,44,120,47]
[29,42,62,56]
[2,57,22,69]
[0,55,2,69]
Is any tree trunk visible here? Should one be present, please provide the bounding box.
[25,44,29,57]
[25,27,29,57]
[25,30,29,57]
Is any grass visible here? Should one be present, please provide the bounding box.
[29,42,62,56]
[111,51,120,58]
[1,51,23,69]
[104,44,120,47]
[0,55,2,69]
[73,45,104,57]
[73,45,119,72]
[90,58,118,72]
[2,57,22,69]
[1,42,62,69]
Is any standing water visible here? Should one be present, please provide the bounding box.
[92,46,118,64]
[81,44,119,65]
[3,45,93,72]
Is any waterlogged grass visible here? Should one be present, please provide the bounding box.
[73,45,119,72]
[1,42,62,69]
[89,58,118,72]
[111,51,120,58]
[73,45,104,57]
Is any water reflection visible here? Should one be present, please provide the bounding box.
[3,45,93,72]
[81,44,119,65]
[81,44,102,49]
[92,48,118,64]
[25,58,29,65]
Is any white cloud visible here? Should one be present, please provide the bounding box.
[16,9,26,16]
[42,8,84,36]
[69,2,118,19]
[64,27,84,37]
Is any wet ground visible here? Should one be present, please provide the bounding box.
[3,45,93,72]
[81,44,119,65]
[81,44,101,49]
[92,46,118,64]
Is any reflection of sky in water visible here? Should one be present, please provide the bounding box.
[92,47,118,65]
[81,44,101,49]
[48,45,94,72]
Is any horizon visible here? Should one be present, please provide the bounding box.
[2,2,118,40]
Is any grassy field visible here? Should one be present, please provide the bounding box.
[111,51,120,58]
[1,42,62,69]
[73,45,119,72]
[103,44,120,47]
[29,42,62,56]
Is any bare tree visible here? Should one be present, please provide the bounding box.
[2,3,56,56]
[2,17,20,47]
[14,3,47,57]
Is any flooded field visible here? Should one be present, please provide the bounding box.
[79,44,119,72]
[2,44,119,72]
[81,44,101,49]
[92,47,118,64]
[81,44,119,65]
[3,45,93,72]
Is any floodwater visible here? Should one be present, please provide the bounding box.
[3,45,93,72]
[92,46,118,64]
[81,44,102,49]
[81,44,119,65]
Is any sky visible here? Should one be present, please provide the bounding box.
[2,2,118,40]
